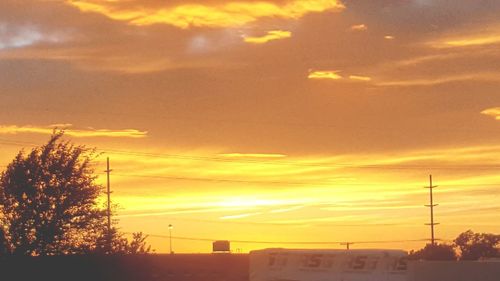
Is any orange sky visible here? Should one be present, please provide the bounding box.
[1,0,500,253]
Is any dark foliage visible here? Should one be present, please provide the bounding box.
[0,133,152,255]
[0,132,106,255]
[454,230,500,260]
[125,232,152,254]
[408,243,457,261]
[94,228,152,255]
[0,224,10,255]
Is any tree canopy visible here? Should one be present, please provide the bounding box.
[0,133,105,255]
[0,132,150,255]
[0,226,10,255]
[454,230,500,260]
[409,230,500,261]
[408,243,457,261]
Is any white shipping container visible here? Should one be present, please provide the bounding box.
[249,248,409,281]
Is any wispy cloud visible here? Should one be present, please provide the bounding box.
[0,23,63,50]
[384,35,395,40]
[428,24,500,48]
[377,73,500,87]
[384,53,460,68]
[100,143,500,245]
[308,70,343,80]
[382,47,500,69]
[0,45,220,74]
[349,75,371,82]
[321,204,420,212]
[269,205,306,214]
[481,107,500,120]
[350,24,367,31]
[244,30,292,44]
[66,0,345,29]
[308,71,372,82]
[432,34,500,48]
[220,212,263,220]
[0,125,147,138]
[116,208,228,218]
[219,153,287,159]
[265,215,377,225]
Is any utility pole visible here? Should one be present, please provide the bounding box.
[341,242,353,250]
[168,224,173,254]
[105,157,113,251]
[425,175,439,245]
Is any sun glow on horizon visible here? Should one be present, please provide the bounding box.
[75,142,500,252]
[2,0,500,255]
[3,127,500,253]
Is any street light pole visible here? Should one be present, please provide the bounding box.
[168,224,173,254]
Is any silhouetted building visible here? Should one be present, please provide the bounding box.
[213,240,231,253]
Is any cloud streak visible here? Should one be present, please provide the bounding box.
[308,71,372,82]
[349,75,371,82]
[93,142,500,252]
[308,70,343,80]
[66,0,345,29]
[350,24,367,31]
[244,30,292,44]
[0,23,63,50]
[220,212,263,220]
[481,107,500,120]
[0,125,147,138]
[219,153,287,158]
[377,73,500,87]
[443,35,500,47]
[431,33,500,48]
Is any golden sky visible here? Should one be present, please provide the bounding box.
[1,0,500,253]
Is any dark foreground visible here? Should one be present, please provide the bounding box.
[0,254,249,281]
[2,254,500,281]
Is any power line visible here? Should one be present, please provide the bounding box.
[0,105,456,132]
[124,232,435,245]
[3,137,500,171]
[111,172,338,186]
[9,105,500,137]
[2,161,500,187]
[115,207,500,228]
[2,136,500,187]
[3,138,500,188]
[108,172,500,188]
[98,148,500,170]
[3,138,500,187]
[115,212,424,227]
[0,138,37,146]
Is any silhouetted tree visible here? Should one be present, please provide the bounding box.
[0,132,152,255]
[0,132,106,255]
[126,232,151,254]
[94,228,151,255]
[408,243,457,261]
[0,224,10,255]
[454,230,500,260]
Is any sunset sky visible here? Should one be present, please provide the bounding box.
[1,0,500,253]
